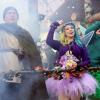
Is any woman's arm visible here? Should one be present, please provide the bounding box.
[46,22,62,51]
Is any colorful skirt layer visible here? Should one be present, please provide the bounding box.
[46,73,98,97]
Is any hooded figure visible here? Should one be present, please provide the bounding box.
[0,7,48,100]
[0,7,42,70]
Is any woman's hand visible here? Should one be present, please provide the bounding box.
[58,20,64,25]
[34,66,48,71]
[96,29,100,35]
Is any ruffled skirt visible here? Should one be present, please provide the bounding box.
[46,73,98,97]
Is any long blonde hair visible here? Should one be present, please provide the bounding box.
[59,32,69,45]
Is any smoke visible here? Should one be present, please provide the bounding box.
[0,71,49,100]
[0,30,49,100]
[0,31,28,99]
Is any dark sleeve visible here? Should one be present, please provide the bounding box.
[46,22,62,51]
[78,45,90,67]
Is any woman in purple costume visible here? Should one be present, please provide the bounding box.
[46,20,98,100]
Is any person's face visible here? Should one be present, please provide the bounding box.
[4,9,18,24]
[96,29,100,35]
[64,25,75,38]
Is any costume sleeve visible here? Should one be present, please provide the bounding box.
[78,45,90,67]
[85,21,100,34]
[46,22,62,51]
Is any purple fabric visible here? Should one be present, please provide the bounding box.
[46,22,90,67]
[59,52,79,69]
[46,73,98,97]
[45,22,98,97]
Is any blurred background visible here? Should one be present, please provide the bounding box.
[0,0,99,42]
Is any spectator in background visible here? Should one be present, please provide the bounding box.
[40,40,57,69]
